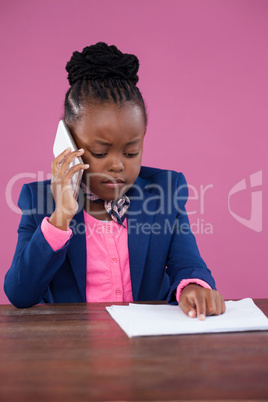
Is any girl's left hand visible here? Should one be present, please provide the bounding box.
[179,284,225,320]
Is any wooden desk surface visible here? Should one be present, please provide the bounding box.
[0,300,267,402]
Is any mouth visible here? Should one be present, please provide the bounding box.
[102,179,126,189]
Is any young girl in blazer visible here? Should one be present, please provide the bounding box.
[4,42,225,320]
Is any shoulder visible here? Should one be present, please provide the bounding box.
[19,180,51,199]
[139,166,187,187]
[18,180,53,214]
[21,179,51,190]
[135,166,190,214]
[138,166,189,204]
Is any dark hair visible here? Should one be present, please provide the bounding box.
[64,42,147,127]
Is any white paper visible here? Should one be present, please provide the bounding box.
[106,298,268,338]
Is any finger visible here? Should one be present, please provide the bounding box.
[58,148,85,172]
[57,164,89,190]
[64,163,89,181]
[51,147,72,176]
[214,295,222,316]
[195,294,206,321]
[58,149,85,176]
[55,147,72,162]
[221,295,226,314]
[211,292,225,315]
[215,292,226,315]
[206,290,217,316]
[179,297,196,318]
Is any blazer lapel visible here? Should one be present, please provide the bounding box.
[127,176,159,300]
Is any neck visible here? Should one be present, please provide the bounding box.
[83,197,112,221]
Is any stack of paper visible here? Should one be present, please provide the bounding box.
[106,298,268,338]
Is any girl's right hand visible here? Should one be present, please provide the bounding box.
[49,148,89,230]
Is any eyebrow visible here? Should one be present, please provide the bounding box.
[94,138,141,146]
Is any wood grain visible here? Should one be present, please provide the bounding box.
[0,300,267,401]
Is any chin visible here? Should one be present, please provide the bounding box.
[102,190,125,201]
[100,183,131,200]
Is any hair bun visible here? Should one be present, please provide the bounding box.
[66,42,139,86]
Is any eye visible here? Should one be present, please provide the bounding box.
[124,152,139,158]
[91,152,107,158]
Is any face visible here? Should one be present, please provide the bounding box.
[71,102,146,201]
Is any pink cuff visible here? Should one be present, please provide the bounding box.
[176,278,212,302]
[41,217,72,252]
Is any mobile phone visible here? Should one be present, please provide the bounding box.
[53,120,84,199]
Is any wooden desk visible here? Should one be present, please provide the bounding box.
[0,300,267,401]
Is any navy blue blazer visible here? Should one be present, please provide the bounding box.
[4,166,216,308]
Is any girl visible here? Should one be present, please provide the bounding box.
[4,42,225,320]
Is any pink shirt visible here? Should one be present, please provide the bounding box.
[41,216,211,302]
[83,211,133,302]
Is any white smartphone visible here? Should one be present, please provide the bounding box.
[53,120,84,199]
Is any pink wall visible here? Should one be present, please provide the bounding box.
[1,0,267,303]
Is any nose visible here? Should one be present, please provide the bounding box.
[107,154,124,173]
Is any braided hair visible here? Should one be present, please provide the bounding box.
[64,42,147,127]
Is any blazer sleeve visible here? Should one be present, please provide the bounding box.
[165,172,216,302]
[4,184,71,308]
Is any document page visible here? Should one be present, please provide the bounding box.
[106,298,268,338]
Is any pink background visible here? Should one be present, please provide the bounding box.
[1,0,267,304]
